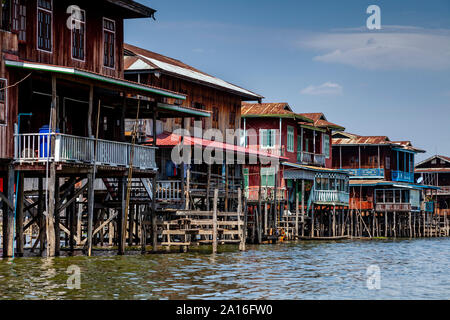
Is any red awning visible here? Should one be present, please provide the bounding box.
[145,132,287,160]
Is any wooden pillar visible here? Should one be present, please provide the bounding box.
[46,75,58,257]
[86,170,95,256]
[295,181,299,238]
[2,164,14,257]
[16,171,25,257]
[206,164,211,211]
[311,204,315,238]
[225,164,229,211]
[151,107,158,252]
[54,177,60,256]
[238,188,245,251]
[301,179,305,237]
[118,177,126,255]
[128,202,134,246]
[69,184,76,253]
[212,188,218,254]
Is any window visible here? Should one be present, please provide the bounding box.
[229,110,236,127]
[386,156,391,170]
[287,126,294,152]
[103,18,115,68]
[37,0,52,52]
[260,129,276,149]
[12,0,26,42]
[212,107,219,129]
[191,102,205,129]
[261,167,275,187]
[0,79,7,125]
[323,134,330,159]
[71,8,85,61]
[297,135,302,162]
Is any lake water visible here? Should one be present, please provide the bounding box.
[0,238,449,300]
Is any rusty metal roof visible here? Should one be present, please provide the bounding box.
[332,133,425,153]
[124,44,263,100]
[241,103,314,123]
[299,113,345,131]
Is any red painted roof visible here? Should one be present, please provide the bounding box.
[145,132,287,160]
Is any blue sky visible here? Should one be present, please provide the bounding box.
[125,0,450,162]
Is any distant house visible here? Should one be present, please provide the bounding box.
[241,102,349,238]
[415,155,450,216]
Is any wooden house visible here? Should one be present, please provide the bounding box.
[332,132,441,237]
[0,0,210,257]
[123,44,270,213]
[241,103,350,240]
[415,155,450,220]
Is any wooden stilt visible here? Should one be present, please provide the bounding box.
[86,170,95,256]
[16,172,25,257]
[118,177,126,255]
[54,177,60,256]
[2,164,14,257]
[212,189,218,254]
[238,188,245,251]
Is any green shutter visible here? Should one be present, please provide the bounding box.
[243,168,249,189]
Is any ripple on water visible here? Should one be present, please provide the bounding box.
[0,238,449,299]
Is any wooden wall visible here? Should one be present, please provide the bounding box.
[0,30,18,159]
[17,0,125,78]
[130,72,243,136]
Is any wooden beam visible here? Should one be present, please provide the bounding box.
[212,189,218,254]
[16,172,25,257]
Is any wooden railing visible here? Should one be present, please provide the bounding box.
[245,186,286,201]
[314,190,349,204]
[156,180,182,201]
[301,152,325,167]
[14,133,157,170]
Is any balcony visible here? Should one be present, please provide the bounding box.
[339,168,384,179]
[391,170,414,183]
[14,133,157,170]
[245,186,286,202]
[375,203,411,212]
[300,152,325,167]
[314,190,349,205]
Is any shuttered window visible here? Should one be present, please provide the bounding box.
[37,0,52,52]
[12,0,26,42]
[297,135,302,162]
[323,134,330,158]
[261,167,275,187]
[71,8,85,61]
[260,129,276,149]
[103,18,115,68]
[287,126,294,152]
[0,79,7,125]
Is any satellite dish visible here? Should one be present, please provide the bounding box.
[417,177,423,184]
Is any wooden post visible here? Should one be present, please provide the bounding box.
[118,177,126,255]
[16,171,25,257]
[212,188,218,254]
[88,85,94,137]
[264,202,268,237]
[69,185,76,253]
[206,164,211,211]
[46,75,58,257]
[311,204,315,238]
[3,164,14,257]
[86,170,95,256]
[295,183,299,239]
[225,164,229,211]
[393,211,397,238]
[301,179,305,237]
[238,188,245,251]
[54,177,60,256]
[332,205,336,237]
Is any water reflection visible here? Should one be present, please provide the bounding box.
[0,238,449,299]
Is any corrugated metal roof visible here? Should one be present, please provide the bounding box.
[415,168,450,173]
[282,162,349,174]
[332,133,425,153]
[124,44,263,100]
[241,103,314,122]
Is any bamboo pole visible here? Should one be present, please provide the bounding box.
[212,189,218,254]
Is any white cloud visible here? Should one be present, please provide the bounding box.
[299,26,450,70]
[300,82,343,95]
